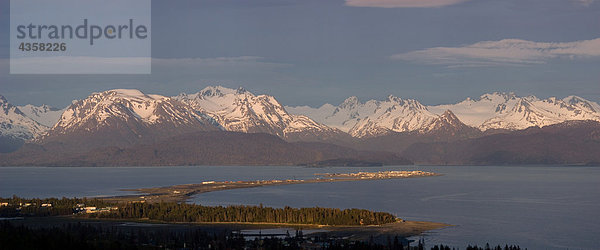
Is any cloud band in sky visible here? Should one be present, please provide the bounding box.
[345,0,471,8]
[574,0,596,7]
[392,38,600,67]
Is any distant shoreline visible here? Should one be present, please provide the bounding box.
[1,171,448,244]
[101,170,441,204]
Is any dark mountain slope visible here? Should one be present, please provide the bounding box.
[402,120,600,165]
[1,131,410,167]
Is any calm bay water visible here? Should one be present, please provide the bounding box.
[1,165,598,249]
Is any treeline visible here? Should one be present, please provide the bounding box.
[0,221,526,250]
[93,202,398,226]
[1,196,397,226]
[0,196,112,217]
[427,245,523,250]
[0,220,372,250]
[0,220,245,250]
[464,244,524,250]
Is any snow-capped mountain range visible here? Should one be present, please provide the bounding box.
[47,89,219,136]
[1,86,343,148]
[29,89,223,151]
[174,86,341,140]
[2,88,600,145]
[286,92,600,137]
[287,95,451,137]
[428,93,600,131]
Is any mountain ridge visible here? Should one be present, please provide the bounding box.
[402,120,600,165]
[287,91,600,137]
[2,87,599,154]
[174,86,345,141]
[0,95,49,152]
[1,87,599,166]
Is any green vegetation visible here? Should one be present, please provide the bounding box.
[0,197,527,249]
[0,196,112,217]
[1,196,397,226]
[93,202,398,226]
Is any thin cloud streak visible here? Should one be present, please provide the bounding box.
[392,38,600,67]
[152,56,290,68]
[345,0,471,8]
[574,0,596,7]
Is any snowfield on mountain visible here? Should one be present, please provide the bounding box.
[288,92,600,137]
[174,86,343,140]
[0,95,47,140]
[2,87,600,142]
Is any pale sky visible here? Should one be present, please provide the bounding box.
[0,0,599,108]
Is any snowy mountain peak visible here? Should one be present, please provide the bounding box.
[339,96,360,109]
[435,110,466,129]
[563,95,599,113]
[479,92,517,102]
[347,97,439,137]
[236,87,248,94]
[7,88,600,142]
[512,98,532,112]
[453,93,600,131]
[0,95,8,105]
[104,89,165,101]
[289,94,439,137]
[1,95,23,116]
[291,91,600,137]
[175,86,340,139]
[49,89,219,137]
[403,99,428,110]
[440,109,459,121]
[564,95,585,104]
[177,86,254,112]
[18,104,65,127]
[425,109,477,135]
[197,86,244,98]
[23,104,56,112]
[387,95,401,103]
[0,94,47,141]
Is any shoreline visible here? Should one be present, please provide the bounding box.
[7,216,452,242]
[2,170,448,242]
[95,170,449,240]
[100,170,441,203]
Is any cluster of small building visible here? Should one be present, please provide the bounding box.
[201,179,304,186]
[246,179,303,185]
[74,204,118,214]
[0,202,53,209]
[0,201,118,214]
[322,170,437,179]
